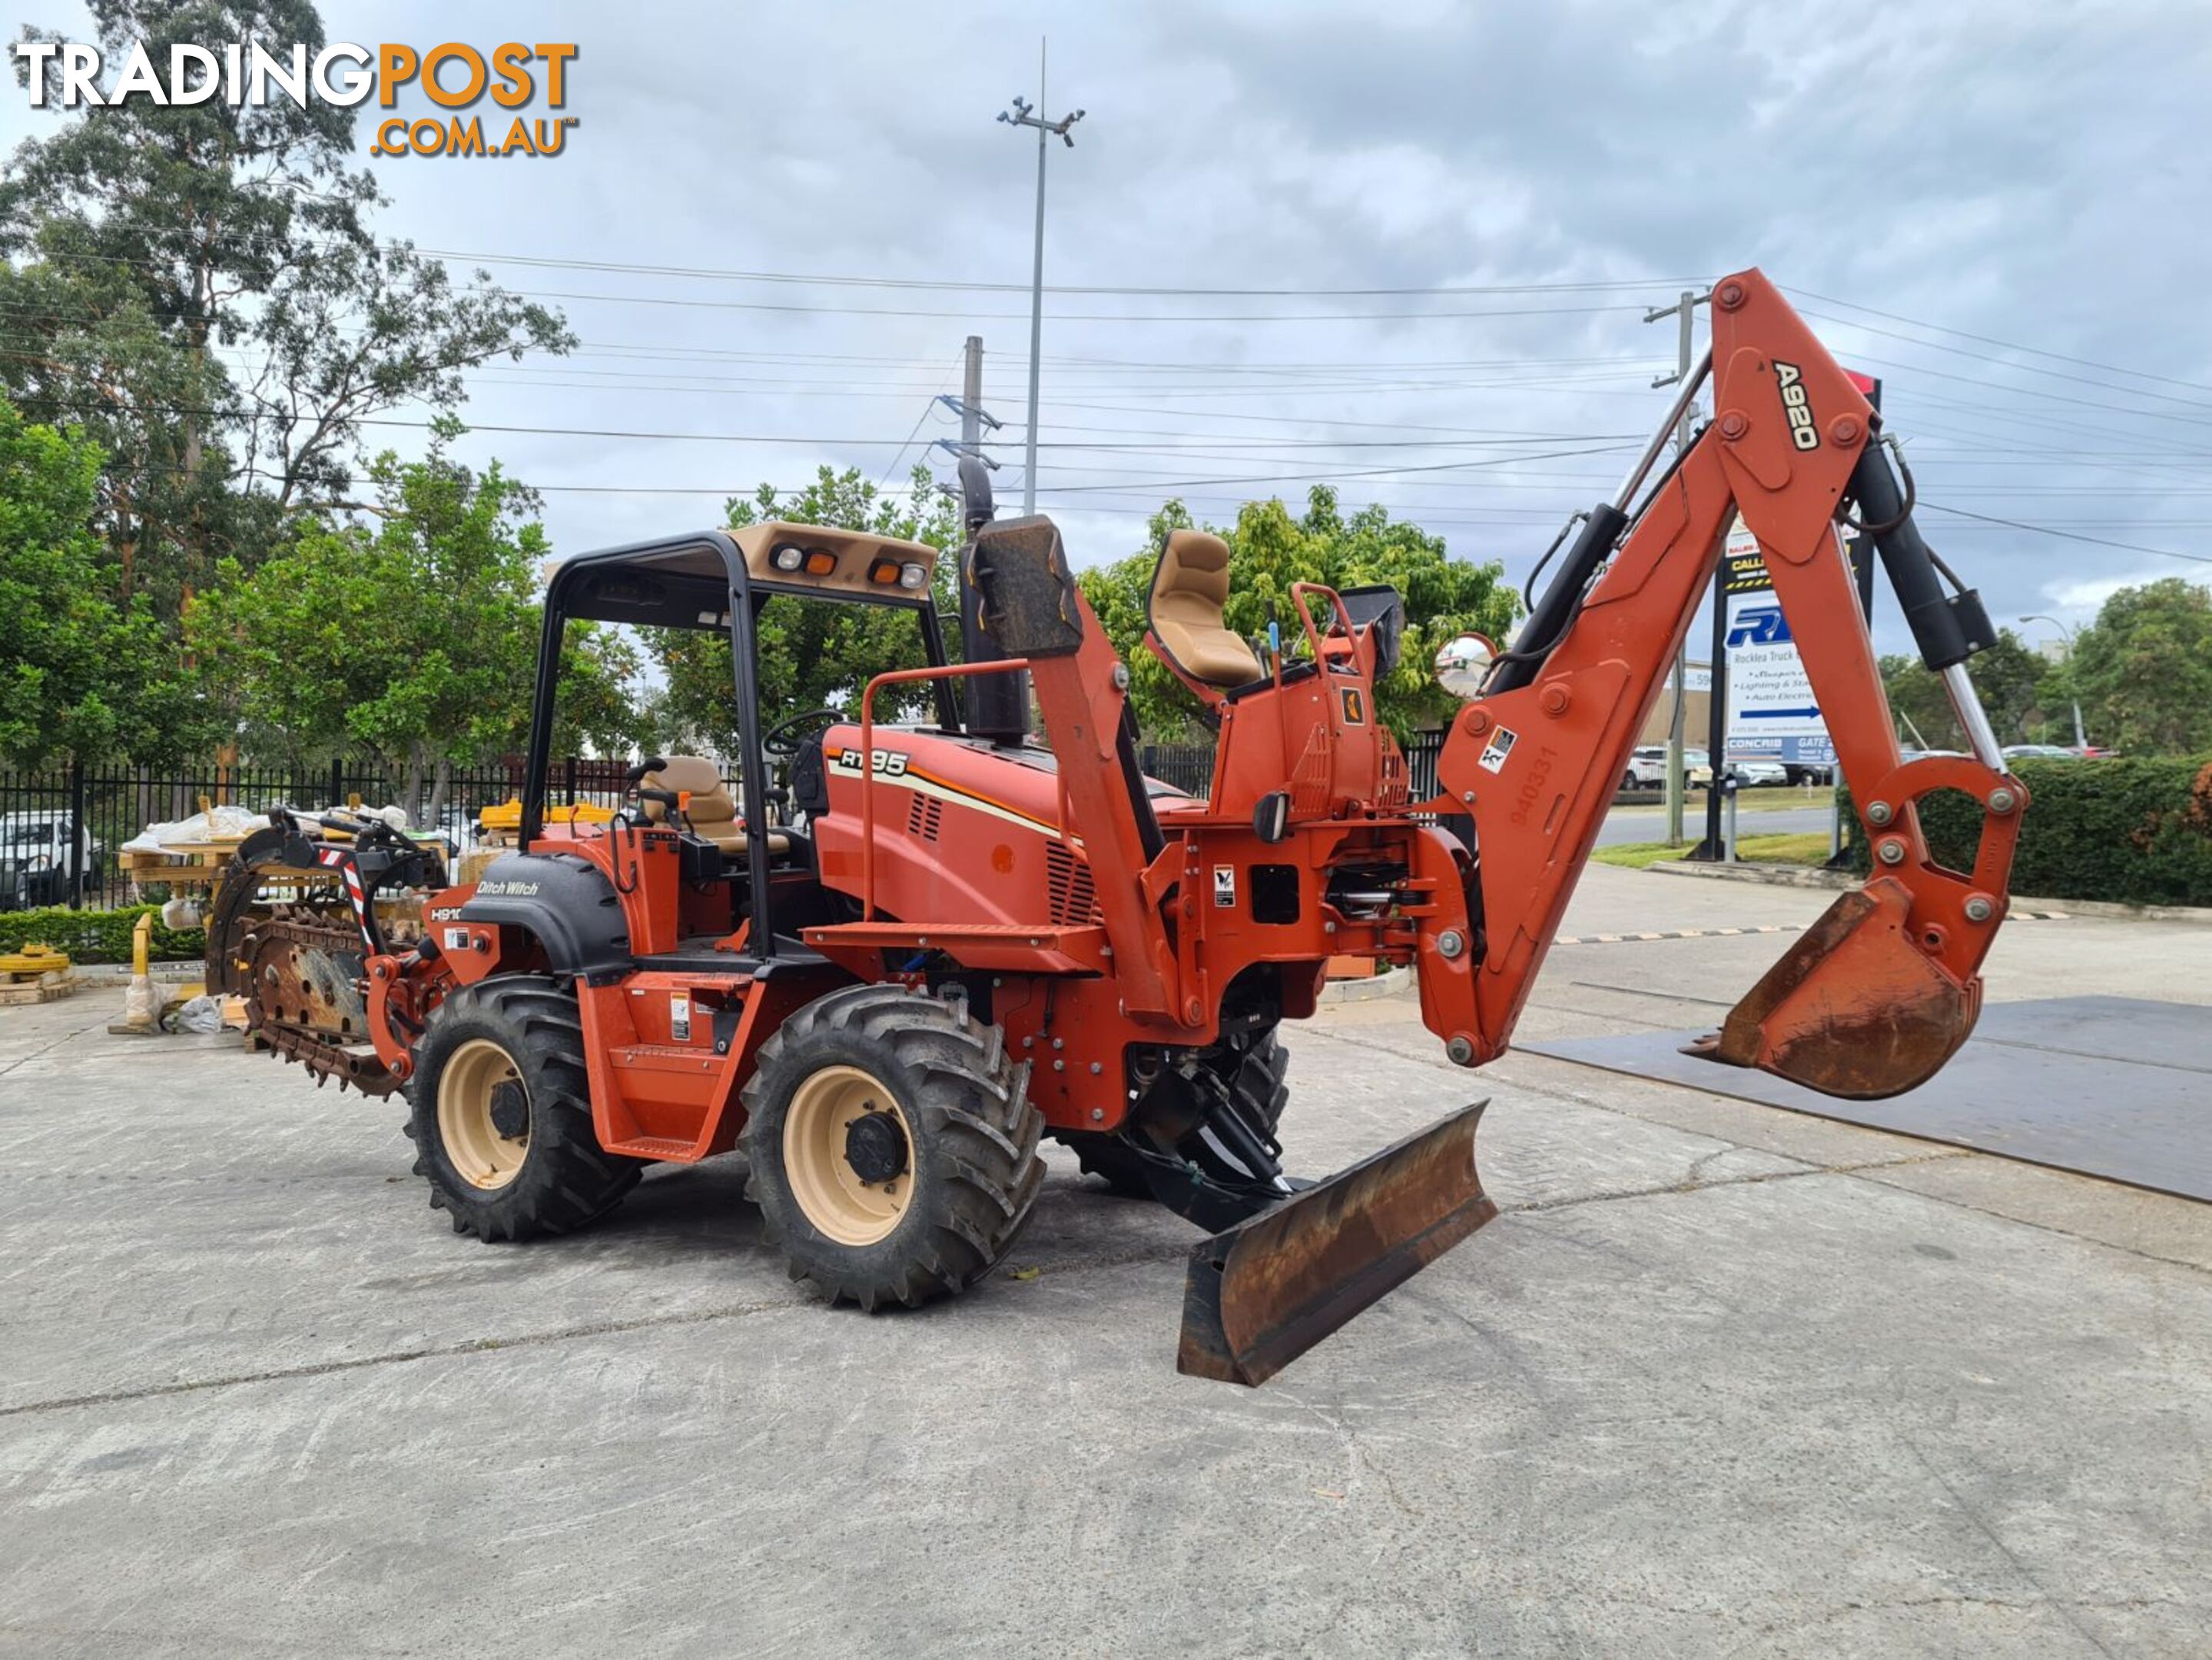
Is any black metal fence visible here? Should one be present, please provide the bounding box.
[4,731,1453,914]
[0,755,642,913]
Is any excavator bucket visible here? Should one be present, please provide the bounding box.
[1686,878,1982,1100]
[1177,1101,1497,1386]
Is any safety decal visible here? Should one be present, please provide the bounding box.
[1477,726,1519,775]
[1338,686,1367,725]
[1213,865,1237,908]
[669,993,692,1043]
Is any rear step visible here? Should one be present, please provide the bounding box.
[1177,1102,1497,1386]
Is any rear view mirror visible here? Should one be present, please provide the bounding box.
[1432,632,1496,699]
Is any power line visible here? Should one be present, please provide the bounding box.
[1796,307,2212,415]
[1915,503,2212,567]
[1785,286,2212,400]
[18,240,1704,300]
[17,241,2204,404]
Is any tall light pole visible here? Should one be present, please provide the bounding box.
[1646,289,1710,845]
[2020,614,2089,749]
[998,42,1083,516]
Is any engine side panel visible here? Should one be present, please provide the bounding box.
[811,728,1115,933]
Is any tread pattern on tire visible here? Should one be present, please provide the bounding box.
[741,983,1045,1311]
[404,975,643,1243]
[1069,1028,1292,1196]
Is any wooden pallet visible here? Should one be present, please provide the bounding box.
[120,839,245,889]
[0,972,78,1006]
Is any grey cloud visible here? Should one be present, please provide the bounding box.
[6,0,2205,648]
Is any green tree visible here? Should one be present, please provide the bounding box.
[3,0,571,609]
[554,626,650,762]
[1078,487,1517,739]
[648,465,964,755]
[0,397,182,765]
[188,426,639,818]
[2068,578,2212,755]
[1879,629,2053,749]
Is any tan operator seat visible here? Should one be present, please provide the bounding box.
[641,756,791,858]
[1148,529,1262,691]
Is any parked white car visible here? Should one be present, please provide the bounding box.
[1624,745,1775,788]
[1,812,103,911]
[1623,746,1670,788]
[1727,759,1789,787]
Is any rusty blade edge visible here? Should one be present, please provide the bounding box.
[1177,1101,1498,1387]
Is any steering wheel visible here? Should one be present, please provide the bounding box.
[762,707,847,759]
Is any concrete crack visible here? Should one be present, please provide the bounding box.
[0,1296,808,1420]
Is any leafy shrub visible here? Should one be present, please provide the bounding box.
[0,903,206,964]
[1844,756,2212,906]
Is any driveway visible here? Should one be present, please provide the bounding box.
[2,868,2207,1656]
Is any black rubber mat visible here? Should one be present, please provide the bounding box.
[1522,997,2212,1200]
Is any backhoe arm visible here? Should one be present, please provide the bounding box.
[1435,267,2025,1099]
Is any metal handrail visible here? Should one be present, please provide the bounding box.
[856,657,1029,919]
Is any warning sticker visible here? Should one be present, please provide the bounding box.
[443,927,469,951]
[669,993,692,1043]
[1477,727,1519,775]
[1213,865,1237,908]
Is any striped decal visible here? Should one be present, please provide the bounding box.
[828,747,1070,841]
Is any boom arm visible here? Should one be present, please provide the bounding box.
[1434,267,2025,1098]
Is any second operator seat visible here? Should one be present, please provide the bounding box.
[639,755,791,862]
[1147,529,1264,697]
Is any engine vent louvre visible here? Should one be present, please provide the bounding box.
[1045,841,1100,927]
[1378,732,1411,808]
[907,795,943,841]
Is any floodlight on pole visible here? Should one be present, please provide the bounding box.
[2018,615,2089,749]
[998,40,1083,516]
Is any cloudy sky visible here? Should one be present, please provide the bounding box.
[11,0,2212,656]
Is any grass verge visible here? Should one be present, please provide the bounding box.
[1593,832,1835,872]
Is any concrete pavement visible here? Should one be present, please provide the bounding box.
[2,866,2207,1656]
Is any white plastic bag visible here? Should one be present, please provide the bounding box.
[166,994,225,1034]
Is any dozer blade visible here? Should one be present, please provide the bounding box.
[1177,1101,1497,1386]
[1686,879,1980,1101]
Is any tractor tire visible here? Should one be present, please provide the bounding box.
[1071,1028,1292,1197]
[403,975,645,1243]
[741,984,1044,1311]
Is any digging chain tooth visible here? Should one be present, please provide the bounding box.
[237,908,406,1097]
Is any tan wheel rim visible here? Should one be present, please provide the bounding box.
[783,1064,915,1246]
[438,1038,531,1191]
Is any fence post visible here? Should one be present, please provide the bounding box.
[328,756,343,808]
[564,755,577,806]
[68,753,86,910]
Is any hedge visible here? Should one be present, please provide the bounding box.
[0,904,207,964]
[1843,755,2212,907]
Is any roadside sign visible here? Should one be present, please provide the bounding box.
[1722,518,1834,768]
